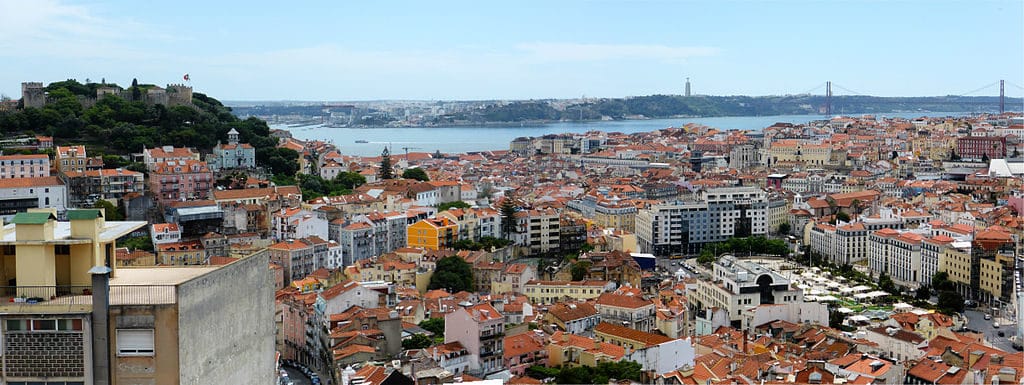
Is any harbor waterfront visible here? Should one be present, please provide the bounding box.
[284,112,967,156]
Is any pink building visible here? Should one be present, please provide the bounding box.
[148,160,213,206]
[445,303,506,377]
[0,154,49,179]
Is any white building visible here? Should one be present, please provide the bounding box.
[0,176,67,219]
[868,228,928,288]
[272,207,329,241]
[637,187,770,256]
[692,255,803,325]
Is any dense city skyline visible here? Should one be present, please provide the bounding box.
[1,0,1022,101]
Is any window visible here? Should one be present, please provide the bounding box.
[116,329,154,356]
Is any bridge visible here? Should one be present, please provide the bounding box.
[797,80,1024,115]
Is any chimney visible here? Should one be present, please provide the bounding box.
[743,329,748,353]
[562,333,569,343]
[89,266,113,385]
[594,340,601,351]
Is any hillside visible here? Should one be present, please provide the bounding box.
[447,95,1020,123]
[0,79,298,175]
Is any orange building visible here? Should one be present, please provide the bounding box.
[407,217,459,250]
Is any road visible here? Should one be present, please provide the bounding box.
[284,366,312,385]
[964,309,1017,352]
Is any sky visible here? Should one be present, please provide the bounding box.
[1,0,1022,101]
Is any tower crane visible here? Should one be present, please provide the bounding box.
[401,146,422,160]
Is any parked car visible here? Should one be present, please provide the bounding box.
[984,314,991,320]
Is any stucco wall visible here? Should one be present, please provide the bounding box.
[176,249,275,383]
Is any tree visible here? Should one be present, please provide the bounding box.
[334,171,366,190]
[778,222,791,235]
[937,290,965,315]
[379,147,393,180]
[915,285,931,301]
[402,167,429,181]
[878,273,897,295]
[438,201,471,212]
[932,271,953,292]
[570,261,591,281]
[93,199,123,221]
[499,195,518,240]
[950,150,961,161]
[428,257,474,293]
[418,318,444,336]
[402,334,434,350]
[130,78,140,100]
[835,211,851,223]
[981,153,990,163]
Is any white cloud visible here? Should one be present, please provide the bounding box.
[0,0,174,59]
[516,42,720,62]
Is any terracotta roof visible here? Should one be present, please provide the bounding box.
[594,322,673,347]
[0,176,62,188]
[595,292,653,309]
[547,302,598,322]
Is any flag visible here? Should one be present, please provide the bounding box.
[183,73,190,82]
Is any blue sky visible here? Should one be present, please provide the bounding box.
[1,0,1022,101]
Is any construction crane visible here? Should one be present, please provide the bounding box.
[401,146,422,160]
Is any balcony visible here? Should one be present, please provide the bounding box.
[0,285,178,311]
[479,349,502,358]
[480,330,504,339]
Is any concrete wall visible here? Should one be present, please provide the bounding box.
[176,249,275,384]
[111,305,180,385]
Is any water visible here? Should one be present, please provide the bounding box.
[283,112,966,157]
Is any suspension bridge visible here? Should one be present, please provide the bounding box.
[796,80,1024,116]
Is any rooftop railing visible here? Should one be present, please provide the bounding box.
[0,285,178,306]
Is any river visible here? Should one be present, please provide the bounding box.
[282,112,966,157]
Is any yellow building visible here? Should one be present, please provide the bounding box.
[407,217,459,250]
[55,145,90,173]
[523,280,610,305]
[546,331,624,368]
[769,139,832,166]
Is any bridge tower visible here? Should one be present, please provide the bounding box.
[825,81,832,117]
[1000,79,1005,114]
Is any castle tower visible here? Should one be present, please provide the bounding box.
[166,84,193,107]
[21,82,45,109]
[227,128,239,145]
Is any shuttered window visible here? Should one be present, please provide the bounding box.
[116,329,154,356]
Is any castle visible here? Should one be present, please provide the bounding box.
[20,81,193,109]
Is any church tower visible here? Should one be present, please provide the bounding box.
[227,128,239,145]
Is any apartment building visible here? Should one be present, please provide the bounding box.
[0,153,49,179]
[268,237,329,282]
[515,208,560,255]
[637,187,770,256]
[445,303,506,377]
[594,292,656,332]
[148,160,213,206]
[142,145,200,171]
[407,217,459,251]
[64,168,145,207]
[523,280,613,305]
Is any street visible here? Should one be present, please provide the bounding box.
[963,309,1017,353]
[284,366,313,385]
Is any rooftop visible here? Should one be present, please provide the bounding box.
[0,220,148,245]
